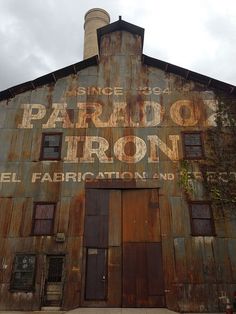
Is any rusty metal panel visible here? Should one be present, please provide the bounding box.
[107,246,121,306]
[8,198,25,237]
[67,194,84,237]
[227,239,236,282]
[202,237,216,283]
[212,238,232,283]
[0,107,7,128]
[0,198,13,237]
[57,197,70,234]
[108,190,121,246]
[123,189,160,242]
[189,237,205,283]
[84,215,108,247]
[0,130,12,162]
[84,189,109,248]
[123,242,165,307]
[170,197,190,237]
[122,243,138,307]
[147,242,165,297]
[173,238,187,282]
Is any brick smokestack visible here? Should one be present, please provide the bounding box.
[83,8,110,59]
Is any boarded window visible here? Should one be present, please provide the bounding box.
[182,132,204,159]
[10,254,36,291]
[40,133,62,160]
[32,203,55,235]
[190,202,215,236]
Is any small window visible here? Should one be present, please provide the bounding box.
[10,254,36,291]
[32,203,56,235]
[182,132,204,159]
[40,133,62,160]
[189,202,215,236]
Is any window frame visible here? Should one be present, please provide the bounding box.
[189,201,216,236]
[10,253,36,292]
[40,132,62,161]
[31,202,56,236]
[182,131,205,160]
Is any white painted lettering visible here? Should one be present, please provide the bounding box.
[41,173,53,182]
[64,136,81,163]
[43,103,73,128]
[140,101,163,126]
[18,104,46,128]
[65,172,78,182]
[31,173,42,183]
[53,173,65,182]
[114,136,146,163]
[148,135,180,162]
[108,102,130,127]
[12,173,21,182]
[0,173,11,182]
[80,136,113,163]
[76,103,107,128]
[82,172,94,181]
[170,100,200,126]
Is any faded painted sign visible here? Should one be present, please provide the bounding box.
[18,99,216,129]
[15,86,218,166]
[0,171,235,184]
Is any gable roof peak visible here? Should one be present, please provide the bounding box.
[97,18,145,52]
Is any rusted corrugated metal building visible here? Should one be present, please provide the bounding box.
[0,8,236,312]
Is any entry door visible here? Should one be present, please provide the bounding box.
[43,256,64,306]
[85,248,107,300]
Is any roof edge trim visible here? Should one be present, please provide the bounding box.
[143,54,236,95]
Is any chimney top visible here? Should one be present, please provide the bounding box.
[83,8,110,59]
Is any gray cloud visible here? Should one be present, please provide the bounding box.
[0,0,235,91]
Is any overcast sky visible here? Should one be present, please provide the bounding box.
[0,0,235,91]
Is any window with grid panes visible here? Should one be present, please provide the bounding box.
[189,202,215,236]
[10,254,36,291]
[40,133,62,160]
[32,203,55,235]
[182,132,204,159]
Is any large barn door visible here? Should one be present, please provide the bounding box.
[83,188,165,307]
[122,189,165,307]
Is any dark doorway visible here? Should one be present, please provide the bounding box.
[43,255,64,307]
